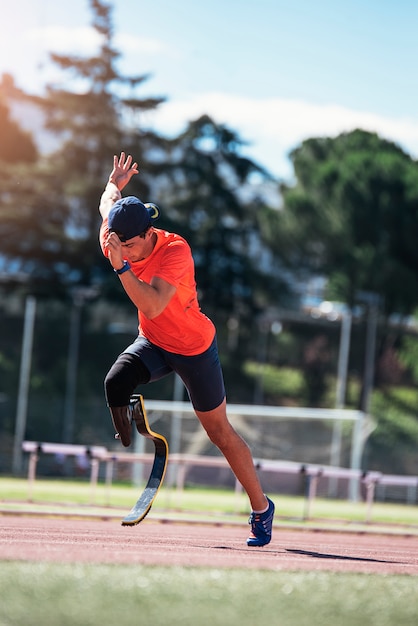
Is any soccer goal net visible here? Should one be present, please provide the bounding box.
[137,400,370,500]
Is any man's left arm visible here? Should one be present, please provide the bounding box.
[99,152,139,219]
[99,182,121,220]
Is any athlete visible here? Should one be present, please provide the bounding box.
[98,152,275,546]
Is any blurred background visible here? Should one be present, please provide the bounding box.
[1,1,418,485]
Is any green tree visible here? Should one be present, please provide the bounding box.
[156,115,289,320]
[149,114,292,401]
[0,160,78,296]
[398,323,418,383]
[0,98,38,164]
[277,129,418,315]
[0,78,52,287]
[37,0,168,288]
[0,0,167,294]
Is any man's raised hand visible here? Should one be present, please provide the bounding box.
[108,152,139,191]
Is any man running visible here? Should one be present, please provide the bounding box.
[98,152,275,546]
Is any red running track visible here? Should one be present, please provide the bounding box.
[1,516,418,574]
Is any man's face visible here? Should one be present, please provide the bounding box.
[120,229,154,262]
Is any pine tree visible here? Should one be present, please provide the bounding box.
[18,0,168,290]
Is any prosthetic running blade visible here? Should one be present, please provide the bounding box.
[121,394,168,526]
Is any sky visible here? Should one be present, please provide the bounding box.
[1,0,418,180]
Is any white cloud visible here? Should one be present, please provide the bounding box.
[147,93,418,178]
[27,25,169,58]
[28,26,103,55]
[115,33,168,55]
[10,24,418,180]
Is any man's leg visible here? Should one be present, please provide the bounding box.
[196,398,275,546]
[167,338,275,544]
[195,398,268,512]
[104,353,151,446]
[109,406,132,446]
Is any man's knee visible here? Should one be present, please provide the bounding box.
[199,416,235,449]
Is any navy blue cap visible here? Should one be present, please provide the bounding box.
[108,196,160,242]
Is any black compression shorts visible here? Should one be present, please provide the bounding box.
[122,334,226,412]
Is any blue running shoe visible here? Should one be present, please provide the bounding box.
[247,497,275,547]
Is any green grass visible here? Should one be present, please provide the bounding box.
[1,478,418,625]
[1,477,418,531]
[0,562,417,626]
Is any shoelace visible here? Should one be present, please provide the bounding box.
[248,510,273,530]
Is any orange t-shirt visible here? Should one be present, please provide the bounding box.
[100,221,215,355]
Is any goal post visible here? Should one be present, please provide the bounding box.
[142,400,369,501]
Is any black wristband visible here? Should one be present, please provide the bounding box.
[114,260,131,275]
